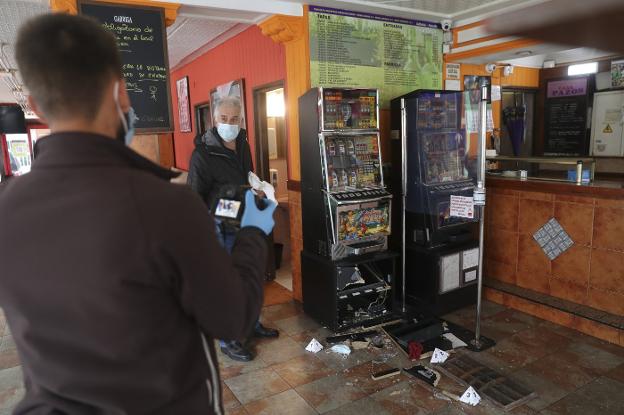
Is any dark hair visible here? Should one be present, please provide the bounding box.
[15,13,123,121]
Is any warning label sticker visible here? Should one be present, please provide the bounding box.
[603,124,613,134]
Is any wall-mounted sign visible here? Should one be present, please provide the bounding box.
[547,78,588,98]
[544,77,591,155]
[309,6,443,107]
[176,76,191,132]
[78,1,174,132]
[611,59,624,88]
[445,63,460,80]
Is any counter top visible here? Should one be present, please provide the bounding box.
[486,175,624,199]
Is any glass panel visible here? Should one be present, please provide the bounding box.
[323,134,382,191]
[420,131,468,184]
[337,199,391,241]
[322,88,377,130]
[415,92,460,130]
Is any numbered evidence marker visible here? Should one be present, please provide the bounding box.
[430,347,449,364]
[459,386,481,406]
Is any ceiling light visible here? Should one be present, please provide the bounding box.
[568,62,598,76]
[515,50,533,57]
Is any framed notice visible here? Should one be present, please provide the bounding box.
[78,0,174,132]
[176,76,191,132]
[210,79,247,130]
[309,6,443,108]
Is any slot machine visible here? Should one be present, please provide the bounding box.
[299,88,397,331]
[390,90,479,315]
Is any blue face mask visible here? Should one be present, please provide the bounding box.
[217,122,240,142]
[113,81,137,145]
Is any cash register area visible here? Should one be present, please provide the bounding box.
[2,0,624,414]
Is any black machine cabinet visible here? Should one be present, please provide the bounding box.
[390,90,479,316]
[391,90,477,247]
[404,241,479,315]
[299,87,397,330]
[300,88,391,260]
[302,250,397,331]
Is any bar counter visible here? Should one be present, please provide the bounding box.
[486,175,624,199]
[483,175,624,345]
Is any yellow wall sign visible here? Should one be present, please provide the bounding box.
[603,124,613,134]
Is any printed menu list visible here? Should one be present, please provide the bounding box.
[309,6,442,108]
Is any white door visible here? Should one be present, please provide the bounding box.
[591,91,624,156]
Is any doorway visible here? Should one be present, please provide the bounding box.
[253,81,292,292]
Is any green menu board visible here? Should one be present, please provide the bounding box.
[309,6,443,108]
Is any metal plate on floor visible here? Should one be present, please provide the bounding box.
[438,354,537,411]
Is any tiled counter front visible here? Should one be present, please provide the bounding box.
[484,181,624,318]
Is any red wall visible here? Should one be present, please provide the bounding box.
[170,25,286,169]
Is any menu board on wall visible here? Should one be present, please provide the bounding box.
[309,6,443,107]
[544,77,590,155]
[78,1,173,132]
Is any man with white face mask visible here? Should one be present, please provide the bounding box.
[188,96,280,362]
[0,13,276,415]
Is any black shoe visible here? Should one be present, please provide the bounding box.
[254,323,279,338]
[220,341,253,362]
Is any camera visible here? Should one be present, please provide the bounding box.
[212,184,267,227]
[485,63,497,74]
[441,19,452,32]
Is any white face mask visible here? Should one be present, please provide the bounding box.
[217,123,240,142]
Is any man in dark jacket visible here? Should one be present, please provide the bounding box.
[0,13,275,415]
[188,96,279,362]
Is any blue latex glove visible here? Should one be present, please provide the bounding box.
[240,190,277,235]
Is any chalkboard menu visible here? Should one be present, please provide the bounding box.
[78,1,173,132]
[544,77,590,156]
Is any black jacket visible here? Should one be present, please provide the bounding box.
[0,133,267,415]
[187,128,253,209]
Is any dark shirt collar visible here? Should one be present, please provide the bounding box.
[32,132,178,181]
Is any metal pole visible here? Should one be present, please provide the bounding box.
[401,99,407,313]
[472,85,488,349]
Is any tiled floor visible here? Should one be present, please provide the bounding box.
[2,301,624,414]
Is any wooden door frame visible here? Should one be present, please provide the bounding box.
[252,80,285,181]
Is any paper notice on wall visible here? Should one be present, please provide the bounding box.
[450,195,474,219]
[465,269,477,282]
[462,248,479,269]
[491,85,501,101]
[445,79,461,91]
[446,63,461,80]
[605,109,622,123]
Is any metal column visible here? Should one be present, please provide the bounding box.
[470,84,489,351]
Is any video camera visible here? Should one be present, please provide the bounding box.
[212,184,268,228]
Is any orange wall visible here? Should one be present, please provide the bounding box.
[170,26,287,169]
